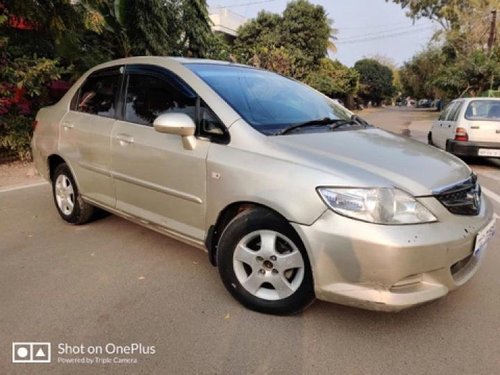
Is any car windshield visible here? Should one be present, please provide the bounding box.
[464,100,500,121]
[186,63,352,135]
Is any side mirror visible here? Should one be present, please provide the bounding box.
[153,113,197,150]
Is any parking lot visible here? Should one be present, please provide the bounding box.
[1,107,499,374]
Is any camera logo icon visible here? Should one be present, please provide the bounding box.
[12,342,51,363]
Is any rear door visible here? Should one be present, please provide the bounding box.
[433,102,454,148]
[444,100,464,142]
[59,66,124,207]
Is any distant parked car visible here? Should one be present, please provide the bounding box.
[428,97,500,158]
[417,99,432,108]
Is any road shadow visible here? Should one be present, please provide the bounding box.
[460,156,500,169]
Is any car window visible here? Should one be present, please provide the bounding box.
[447,101,463,121]
[186,64,351,135]
[465,100,500,121]
[199,101,224,136]
[124,74,196,126]
[76,73,121,117]
[438,103,454,121]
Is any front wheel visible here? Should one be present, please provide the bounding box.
[427,131,434,146]
[217,208,315,315]
[52,163,94,224]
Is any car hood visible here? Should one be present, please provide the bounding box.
[269,128,471,196]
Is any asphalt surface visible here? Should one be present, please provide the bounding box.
[1,107,500,374]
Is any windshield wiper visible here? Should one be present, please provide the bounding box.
[274,117,338,135]
[274,115,371,136]
[329,115,371,130]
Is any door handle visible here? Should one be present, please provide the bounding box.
[62,122,74,129]
[116,133,134,145]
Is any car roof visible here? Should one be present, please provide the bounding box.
[453,97,500,102]
[87,56,249,73]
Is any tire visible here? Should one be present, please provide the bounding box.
[52,163,94,224]
[427,131,433,146]
[217,208,315,315]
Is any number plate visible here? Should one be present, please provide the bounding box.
[478,148,500,157]
[474,219,496,256]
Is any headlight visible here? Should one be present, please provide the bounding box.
[317,187,437,224]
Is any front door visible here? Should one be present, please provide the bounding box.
[110,66,209,242]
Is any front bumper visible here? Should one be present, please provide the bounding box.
[447,140,500,158]
[292,195,494,311]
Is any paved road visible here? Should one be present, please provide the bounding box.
[1,108,499,374]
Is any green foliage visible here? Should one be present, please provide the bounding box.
[396,0,499,99]
[179,0,214,57]
[399,47,446,98]
[233,11,281,63]
[1,0,220,161]
[280,0,333,63]
[354,59,395,105]
[388,0,474,29]
[6,57,67,97]
[0,115,33,161]
[246,46,310,79]
[81,0,215,58]
[305,58,359,98]
[1,1,109,72]
[233,0,335,80]
[0,53,67,161]
[433,47,500,97]
[232,0,352,99]
[204,34,232,61]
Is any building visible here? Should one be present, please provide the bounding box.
[209,8,247,42]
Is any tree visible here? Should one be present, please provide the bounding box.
[178,0,214,57]
[82,0,215,58]
[389,0,475,30]
[280,0,334,63]
[399,47,445,99]
[0,0,223,161]
[0,10,68,160]
[1,0,95,63]
[434,48,500,97]
[233,11,281,63]
[392,0,499,99]
[368,55,402,96]
[354,59,395,105]
[233,0,336,80]
[305,58,359,99]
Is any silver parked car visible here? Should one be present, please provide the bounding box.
[32,57,496,314]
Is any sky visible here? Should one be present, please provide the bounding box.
[207,0,440,67]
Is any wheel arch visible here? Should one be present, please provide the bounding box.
[48,154,66,181]
[47,154,81,191]
[205,201,296,267]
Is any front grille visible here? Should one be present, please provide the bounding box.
[434,175,481,215]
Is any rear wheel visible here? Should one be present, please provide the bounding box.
[217,208,315,315]
[52,163,94,224]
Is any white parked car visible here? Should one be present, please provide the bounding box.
[429,98,500,158]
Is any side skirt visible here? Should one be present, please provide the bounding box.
[82,196,207,252]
